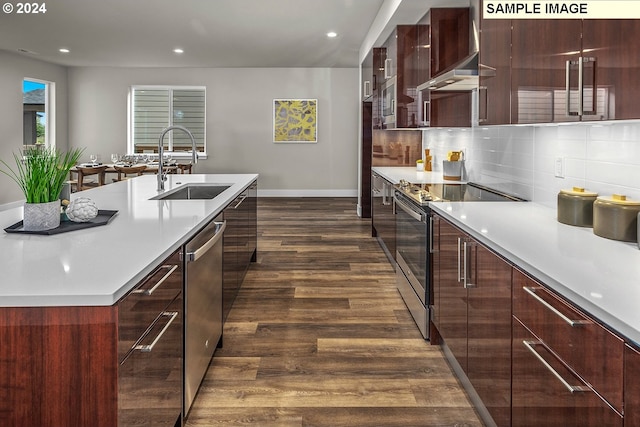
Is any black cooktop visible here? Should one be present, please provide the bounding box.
[395,181,525,206]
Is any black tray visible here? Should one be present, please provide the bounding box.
[4,210,118,235]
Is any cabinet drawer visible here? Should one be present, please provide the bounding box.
[118,251,183,362]
[512,318,623,427]
[512,269,624,413]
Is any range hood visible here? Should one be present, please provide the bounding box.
[417,52,480,92]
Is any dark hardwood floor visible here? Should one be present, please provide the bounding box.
[185,197,483,427]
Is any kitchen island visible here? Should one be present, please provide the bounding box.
[0,173,258,427]
[0,173,258,307]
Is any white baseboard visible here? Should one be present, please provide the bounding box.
[257,189,357,197]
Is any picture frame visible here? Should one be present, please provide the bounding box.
[273,99,317,143]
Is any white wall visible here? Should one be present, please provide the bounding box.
[67,67,359,196]
[0,51,69,206]
[423,120,640,208]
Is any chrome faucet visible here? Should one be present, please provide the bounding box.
[157,125,198,191]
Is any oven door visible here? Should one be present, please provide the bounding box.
[394,191,431,339]
[394,192,429,304]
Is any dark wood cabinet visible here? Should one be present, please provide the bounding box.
[361,48,373,101]
[372,47,386,130]
[581,20,640,121]
[223,180,258,322]
[512,319,622,427]
[379,26,419,128]
[624,344,640,427]
[432,216,467,369]
[429,91,471,127]
[510,19,640,123]
[416,8,471,128]
[371,172,395,265]
[433,216,512,426]
[511,19,582,124]
[466,239,512,427]
[0,250,184,427]
[512,269,624,426]
[478,0,511,125]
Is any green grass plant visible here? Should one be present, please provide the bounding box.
[0,147,84,203]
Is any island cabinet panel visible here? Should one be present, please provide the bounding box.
[0,249,184,427]
[0,305,119,427]
[223,180,258,322]
[118,249,183,427]
[512,269,624,420]
[624,344,640,426]
[478,0,511,125]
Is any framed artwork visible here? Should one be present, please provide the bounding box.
[273,99,317,143]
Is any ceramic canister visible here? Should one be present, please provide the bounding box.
[557,187,598,227]
[593,194,640,242]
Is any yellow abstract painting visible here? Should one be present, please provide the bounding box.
[273,99,317,143]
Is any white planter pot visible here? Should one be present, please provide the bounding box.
[23,200,60,231]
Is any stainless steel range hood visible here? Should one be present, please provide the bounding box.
[417,52,480,92]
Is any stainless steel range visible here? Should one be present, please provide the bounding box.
[393,180,524,339]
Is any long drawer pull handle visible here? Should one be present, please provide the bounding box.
[231,193,248,209]
[523,286,590,327]
[135,311,179,353]
[133,265,178,295]
[457,237,462,283]
[523,340,591,393]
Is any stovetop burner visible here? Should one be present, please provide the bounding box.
[395,180,525,206]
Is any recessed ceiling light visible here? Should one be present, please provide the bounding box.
[173,48,184,54]
[326,31,338,38]
[59,48,70,53]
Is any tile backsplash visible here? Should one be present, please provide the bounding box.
[423,120,640,208]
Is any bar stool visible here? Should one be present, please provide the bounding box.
[112,164,147,182]
[76,165,108,191]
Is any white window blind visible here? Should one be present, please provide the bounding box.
[131,86,205,154]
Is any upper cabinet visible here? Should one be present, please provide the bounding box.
[379,26,419,129]
[361,48,373,101]
[508,17,640,124]
[581,20,640,122]
[478,1,511,125]
[416,7,472,128]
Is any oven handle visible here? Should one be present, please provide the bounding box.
[394,195,425,223]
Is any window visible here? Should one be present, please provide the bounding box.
[23,79,53,148]
[129,86,206,156]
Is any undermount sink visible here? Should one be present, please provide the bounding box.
[151,184,231,200]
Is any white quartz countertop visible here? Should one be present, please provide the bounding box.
[372,166,640,345]
[372,166,465,185]
[430,201,640,346]
[0,174,258,307]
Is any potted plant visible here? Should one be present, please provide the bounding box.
[1,146,84,231]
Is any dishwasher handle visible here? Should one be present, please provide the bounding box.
[185,221,226,262]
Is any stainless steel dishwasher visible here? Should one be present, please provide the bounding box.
[183,215,226,415]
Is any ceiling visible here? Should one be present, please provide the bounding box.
[0,0,389,68]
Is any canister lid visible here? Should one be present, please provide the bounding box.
[559,187,598,197]
[596,194,640,206]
